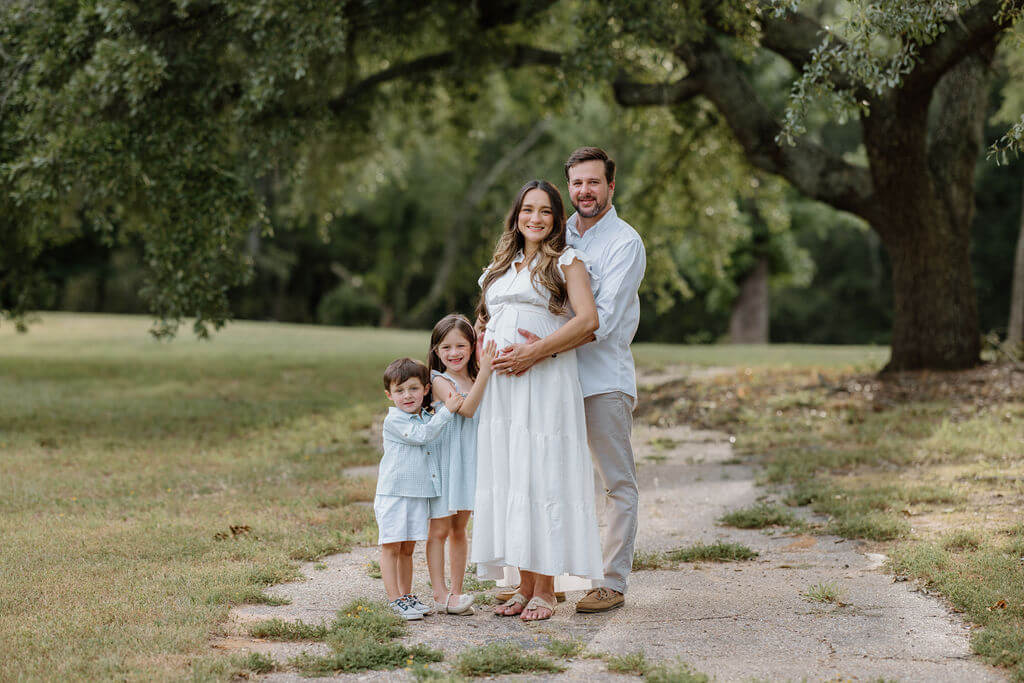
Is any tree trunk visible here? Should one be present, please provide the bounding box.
[858,44,993,371]
[728,257,769,343]
[1009,179,1024,346]
[860,138,980,370]
[878,214,980,369]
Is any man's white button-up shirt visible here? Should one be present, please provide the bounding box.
[566,205,646,401]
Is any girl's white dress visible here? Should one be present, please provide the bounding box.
[471,248,604,589]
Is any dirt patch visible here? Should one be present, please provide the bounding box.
[782,535,818,551]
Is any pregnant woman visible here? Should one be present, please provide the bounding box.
[471,179,603,621]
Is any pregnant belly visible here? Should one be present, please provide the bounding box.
[485,305,563,348]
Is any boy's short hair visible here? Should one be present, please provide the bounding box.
[564,146,615,184]
[383,357,430,391]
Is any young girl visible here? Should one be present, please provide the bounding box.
[425,313,496,615]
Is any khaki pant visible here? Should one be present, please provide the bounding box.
[584,391,638,595]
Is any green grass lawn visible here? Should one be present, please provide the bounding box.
[5,313,1016,680]
[1,313,429,680]
[2,314,887,680]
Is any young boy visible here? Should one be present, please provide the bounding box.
[376,357,463,620]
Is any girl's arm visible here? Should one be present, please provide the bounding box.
[455,340,497,418]
[430,380,467,413]
[431,375,456,404]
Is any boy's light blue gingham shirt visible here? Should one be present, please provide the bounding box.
[376,405,453,497]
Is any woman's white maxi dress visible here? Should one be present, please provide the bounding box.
[471,248,604,589]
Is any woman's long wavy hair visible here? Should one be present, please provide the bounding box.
[428,313,479,380]
[476,180,568,325]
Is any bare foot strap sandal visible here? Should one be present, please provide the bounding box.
[496,586,566,602]
[494,592,527,616]
[521,595,556,620]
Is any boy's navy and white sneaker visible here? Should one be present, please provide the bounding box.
[402,594,433,615]
[389,597,424,621]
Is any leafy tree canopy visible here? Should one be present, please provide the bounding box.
[3,0,1022,369]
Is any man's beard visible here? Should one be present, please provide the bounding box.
[572,196,607,218]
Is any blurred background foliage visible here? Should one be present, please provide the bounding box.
[2,0,1022,345]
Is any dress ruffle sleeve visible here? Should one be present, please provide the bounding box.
[478,262,496,288]
[431,369,463,395]
[557,247,599,293]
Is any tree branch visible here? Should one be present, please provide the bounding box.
[613,73,705,106]
[758,10,862,97]
[675,40,877,222]
[474,0,560,29]
[903,0,1023,94]
[405,118,551,325]
[327,44,561,114]
[327,51,454,113]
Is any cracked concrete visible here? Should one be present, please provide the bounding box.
[222,368,1005,682]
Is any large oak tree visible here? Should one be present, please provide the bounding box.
[610,0,1023,370]
[3,0,1022,369]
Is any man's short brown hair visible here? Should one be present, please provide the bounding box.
[383,357,430,391]
[564,147,615,184]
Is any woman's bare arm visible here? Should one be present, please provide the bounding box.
[491,259,598,375]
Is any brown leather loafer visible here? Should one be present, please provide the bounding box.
[495,586,566,603]
[575,587,624,613]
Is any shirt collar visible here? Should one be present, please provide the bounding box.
[387,405,425,422]
[567,205,617,239]
[512,250,538,266]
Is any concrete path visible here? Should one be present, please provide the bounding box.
[224,369,1004,682]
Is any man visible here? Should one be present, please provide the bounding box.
[491,147,646,613]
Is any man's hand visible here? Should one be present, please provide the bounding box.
[492,328,544,376]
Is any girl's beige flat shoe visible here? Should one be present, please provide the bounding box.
[435,591,475,615]
[444,592,475,615]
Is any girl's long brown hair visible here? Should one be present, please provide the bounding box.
[476,180,568,325]
[428,313,480,380]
